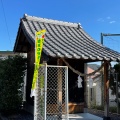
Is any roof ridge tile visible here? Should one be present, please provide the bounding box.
[23,14,80,28]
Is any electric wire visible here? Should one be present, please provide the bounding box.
[105,36,118,42]
[0,0,12,49]
[104,36,120,52]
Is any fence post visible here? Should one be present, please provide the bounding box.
[57,59,63,119]
[44,63,47,120]
[65,66,69,119]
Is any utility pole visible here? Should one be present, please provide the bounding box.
[101,33,103,44]
[101,33,120,45]
[101,33,120,120]
[101,33,104,106]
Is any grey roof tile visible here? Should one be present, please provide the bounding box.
[19,14,120,61]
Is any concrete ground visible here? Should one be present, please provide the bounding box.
[68,113,103,120]
[0,112,105,120]
[1,108,120,120]
[42,113,103,120]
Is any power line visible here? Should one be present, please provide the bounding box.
[104,36,120,52]
[101,33,120,58]
[105,36,119,42]
[0,0,12,50]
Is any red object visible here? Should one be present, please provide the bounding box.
[42,35,44,38]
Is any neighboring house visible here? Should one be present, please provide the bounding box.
[87,64,116,107]
[13,14,120,115]
[0,51,27,59]
[0,51,19,59]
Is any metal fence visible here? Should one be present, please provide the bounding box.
[34,65,68,120]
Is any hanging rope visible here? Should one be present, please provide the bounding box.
[61,58,110,77]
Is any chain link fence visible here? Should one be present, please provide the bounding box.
[35,65,68,120]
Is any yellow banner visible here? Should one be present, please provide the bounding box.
[31,29,46,97]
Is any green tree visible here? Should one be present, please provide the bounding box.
[109,62,120,96]
[0,55,27,113]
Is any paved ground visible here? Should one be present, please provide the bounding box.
[68,113,103,120]
[88,108,120,120]
[0,112,103,120]
[0,109,120,120]
[46,113,103,120]
[1,113,119,120]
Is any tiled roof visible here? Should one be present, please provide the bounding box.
[16,14,120,61]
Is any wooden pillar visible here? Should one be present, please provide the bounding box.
[57,58,63,119]
[84,63,88,108]
[103,61,110,120]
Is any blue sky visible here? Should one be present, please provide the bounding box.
[0,0,120,52]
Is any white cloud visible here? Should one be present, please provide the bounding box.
[97,18,104,22]
[109,21,116,24]
[97,17,117,24]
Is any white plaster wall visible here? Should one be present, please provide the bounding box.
[95,80,116,107]
[109,89,116,107]
[95,81,101,105]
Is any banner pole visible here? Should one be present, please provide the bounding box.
[34,32,37,120]
[44,63,47,120]
[31,30,46,120]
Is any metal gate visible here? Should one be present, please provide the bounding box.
[34,64,69,120]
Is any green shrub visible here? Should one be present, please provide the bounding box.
[0,55,27,113]
[109,106,117,113]
[90,103,96,109]
[91,105,118,113]
[95,105,104,110]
